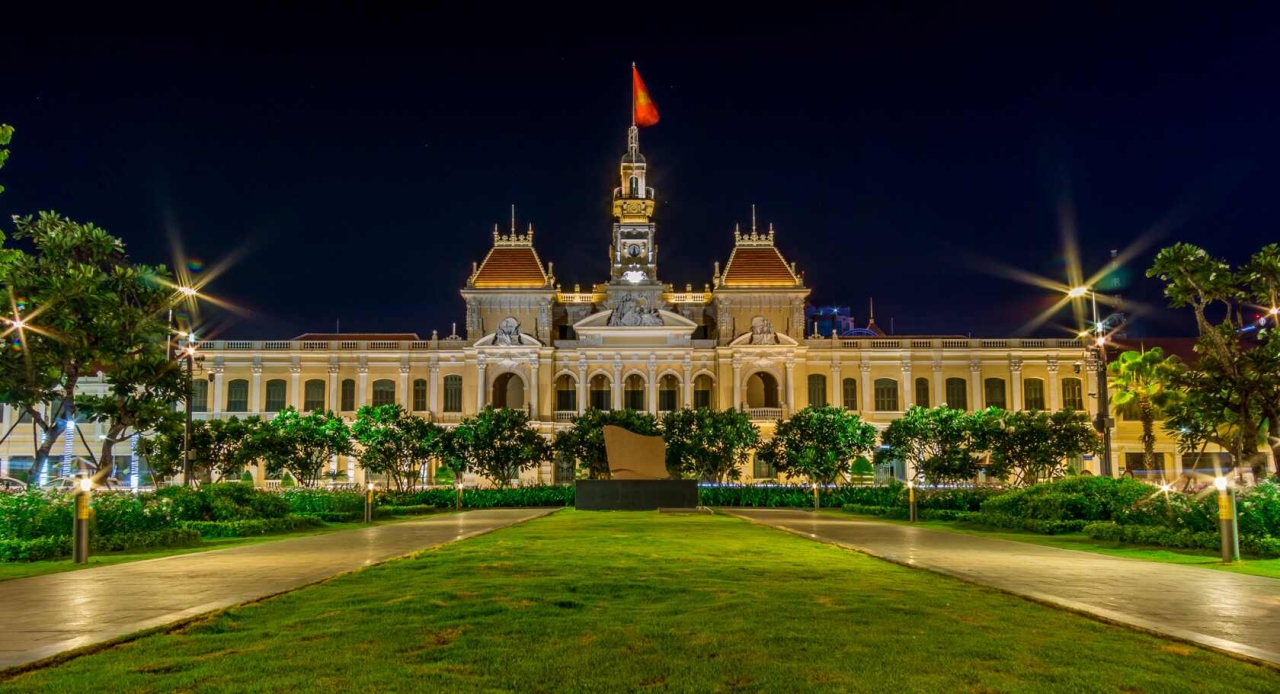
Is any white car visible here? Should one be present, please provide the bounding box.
[0,476,27,492]
[42,476,123,491]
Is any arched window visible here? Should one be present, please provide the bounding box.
[915,377,930,408]
[265,379,287,412]
[341,379,356,411]
[693,374,715,409]
[443,375,463,412]
[874,378,899,412]
[372,379,396,407]
[629,175,639,196]
[1023,378,1045,411]
[555,374,577,412]
[412,379,427,411]
[590,374,611,411]
[746,372,779,409]
[1061,377,1084,411]
[658,374,679,412]
[984,378,1007,410]
[190,379,209,413]
[227,379,249,412]
[624,374,646,411]
[304,379,326,411]
[945,378,968,410]
[807,374,827,407]
[842,378,858,410]
[492,373,525,410]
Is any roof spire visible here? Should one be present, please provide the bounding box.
[751,204,757,233]
[510,204,516,234]
[869,296,875,321]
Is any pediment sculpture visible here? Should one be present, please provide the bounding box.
[607,293,665,327]
[494,316,525,346]
[750,316,778,345]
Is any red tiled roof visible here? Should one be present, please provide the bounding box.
[293,333,421,341]
[721,247,797,287]
[473,247,548,288]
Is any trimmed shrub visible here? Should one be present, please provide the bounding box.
[153,483,290,522]
[981,477,1155,522]
[959,511,1086,535]
[841,504,965,521]
[384,485,574,509]
[1083,521,1280,558]
[281,488,366,516]
[378,505,439,517]
[296,511,360,522]
[0,536,69,562]
[179,515,325,538]
[91,528,202,553]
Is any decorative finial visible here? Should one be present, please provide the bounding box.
[751,204,757,234]
[869,297,875,321]
[510,204,516,234]
[431,329,438,340]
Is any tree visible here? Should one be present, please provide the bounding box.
[0,212,177,482]
[756,405,877,508]
[1243,243,1280,476]
[351,404,446,492]
[451,406,551,487]
[0,123,12,194]
[552,408,659,480]
[881,406,986,485]
[1107,348,1181,480]
[140,414,260,481]
[264,408,353,487]
[661,408,760,482]
[983,409,1102,486]
[77,353,187,481]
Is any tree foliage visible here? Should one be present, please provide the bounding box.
[552,408,659,480]
[661,408,760,482]
[0,123,12,194]
[451,406,551,487]
[260,408,353,487]
[757,405,877,486]
[982,409,1102,486]
[351,404,446,492]
[1107,348,1180,478]
[140,415,264,481]
[881,405,987,485]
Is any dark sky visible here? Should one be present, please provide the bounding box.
[2,4,1278,339]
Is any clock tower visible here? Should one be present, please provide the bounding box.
[609,125,660,286]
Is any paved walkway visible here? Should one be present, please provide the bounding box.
[724,509,1280,666]
[0,508,555,671]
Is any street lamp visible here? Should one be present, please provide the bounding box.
[74,477,92,564]
[907,480,917,522]
[1214,476,1240,563]
[179,341,204,487]
[1069,285,1114,477]
[365,481,376,523]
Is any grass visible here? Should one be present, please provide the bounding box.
[3,510,1277,692]
[0,514,441,583]
[834,512,1280,581]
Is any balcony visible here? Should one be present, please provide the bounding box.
[744,407,784,421]
[554,411,576,423]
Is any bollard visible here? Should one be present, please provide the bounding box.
[73,478,91,564]
[365,482,374,523]
[455,481,463,512]
[1214,477,1239,563]
[908,480,917,523]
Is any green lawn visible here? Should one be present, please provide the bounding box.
[4,510,1277,693]
[833,512,1280,581]
[0,514,441,583]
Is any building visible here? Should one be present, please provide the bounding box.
[1,123,1270,487]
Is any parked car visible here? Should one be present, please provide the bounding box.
[41,476,124,491]
[0,476,27,492]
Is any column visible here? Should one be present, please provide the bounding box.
[250,364,262,413]
[784,358,796,414]
[732,358,743,410]
[328,364,340,411]
[476,360,487,410]
[860,363,872,412]
[290,364,302,410]
[646,357,658,415]
[932,362,943,409]
[969,361,982,411]
[901,360,913,410]
[682,360,693,408]
[212,365,225,412]
[1048,358,1061,411]
[577,358,588,415]
[611,358,622,411]
[429,363,440,414]
[831,365,842,408]
[528,358,540,420]
[356,365,368,410]
[399,365,410,409]
[1010,357,1024,411]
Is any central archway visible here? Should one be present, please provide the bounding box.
[745,372,780,408]
[491,372,526,410]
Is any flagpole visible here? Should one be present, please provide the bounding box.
[631,61,636,127]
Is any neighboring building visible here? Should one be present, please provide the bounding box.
[2,123,1271,487]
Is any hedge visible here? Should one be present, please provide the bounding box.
[959,511,1087,535]
[378,504,439,517]
[1083,521,1280,558]
[841,504,965,521]
[384,485,575,509]
[179,515,325,538]
[0,536,69,562]
[0,528,202,563]
[281,488,366,516]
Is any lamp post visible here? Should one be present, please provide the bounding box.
[365,481,375,523]
[1214,476,1240,563]
[1069,286,1114,477]
[73,477,92,564]
[907,480,917,522]
[180,342,201,487]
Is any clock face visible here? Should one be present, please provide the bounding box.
[627,243,642,258]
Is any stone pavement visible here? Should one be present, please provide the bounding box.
[0,508,556,671]
[724,509,1280,666]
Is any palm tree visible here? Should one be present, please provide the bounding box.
[1108,347,1181,481]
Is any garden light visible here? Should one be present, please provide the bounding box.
[364,481,375,523]
[1067,286,1089,298]
[73,478,92,563]
[907,480,918,522]
[79,477,92,493]
[1213,476,1228,491]
[1214,477,1239,563]
[178,286,198,297]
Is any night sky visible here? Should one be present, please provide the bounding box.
[2,5,1278,340]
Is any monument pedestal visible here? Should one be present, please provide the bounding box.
[575,480,698,511]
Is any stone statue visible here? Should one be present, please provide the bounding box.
[608,293,665,327]
[750,316,778,345]
[494,316,524,346]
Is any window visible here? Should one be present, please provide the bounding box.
[842,378,858,410]
[372,379,396,407]
[807,374,827,408]
[227,379,249,412]
[1061,377,1084,411]
[412,379,427,411]
[590,374,611,411]
[1023,378,1045,411]
[914,377,930,408]
[624,374,645,411]
[265,379,287,412]
[341,379,356,411]
[753,452,777,479]
[304,379,325,411]
[658,375,679,412]
[1125,452,1168,479]
[984,378,1007,410]
[190,379,209,413]
[629,175,639,196]
[555,375,576,412]
[945,378,968,410]
[693,374,714,409]
[443,375,463,413]
[873,378,899,411]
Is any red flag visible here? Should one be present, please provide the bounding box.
[632,64,659,127]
